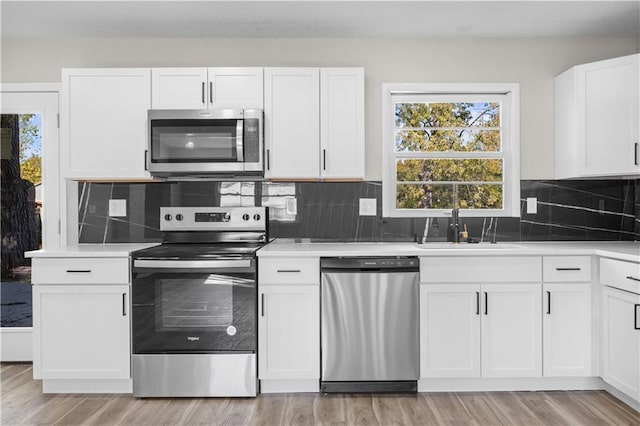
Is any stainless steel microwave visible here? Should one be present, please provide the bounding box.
[146,109,263,177]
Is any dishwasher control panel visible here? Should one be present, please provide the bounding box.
[320,257,419,271]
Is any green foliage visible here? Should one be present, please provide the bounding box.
[18,114,42,184]
[395,102,503,210]
[20,156,42,184]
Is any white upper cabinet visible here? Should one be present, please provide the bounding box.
[265,67,365,180]
[320,68,365,179]
[61,68,151,180]
[151,67,263,110]
[264,68,321,179]
[555,54,640,178]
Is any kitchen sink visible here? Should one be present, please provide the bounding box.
[415,242,525,250]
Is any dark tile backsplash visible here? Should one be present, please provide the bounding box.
[78,179,640,244]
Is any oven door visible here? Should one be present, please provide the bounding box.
[132,258,256,354]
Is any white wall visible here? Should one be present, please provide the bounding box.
[2,36,636,179]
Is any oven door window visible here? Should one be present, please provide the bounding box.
[150,119,239,163]
[132,271,256,353]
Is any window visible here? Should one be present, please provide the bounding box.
[382,83,520,218]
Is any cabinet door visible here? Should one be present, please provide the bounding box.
[264,68,320,179]
[258,285,319,379]
[481,284,542,377]
[151,67,208,109]
[62,68,151,179]
[581,54,639,176]
[209,67,263,109]
[33,285,130,380]
[320,68,364,179]
[602,286,640,401]
[421,284,481,378]
[543,283,592,377]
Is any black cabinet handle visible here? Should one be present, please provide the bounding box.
[144,150,148,171]
[210,82,213,104]
[122,293,127,317]
[484,292,488,315]
[635,142,639,166]
[266,149,270,171]
[277,269,301,273]
[66,269,91,273]
[261,293,265,317]
[547,291,551,315]
[202,82,205,104]
[556,267,581,271]
[475,291,480,315]
[635,304,640,330]
[323,149,327,171]
[626,276,640,282]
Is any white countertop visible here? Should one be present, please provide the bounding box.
[26,243,160,258]
[257,240,640,262]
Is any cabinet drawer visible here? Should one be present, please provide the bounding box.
[32,258,130,284]
[600,257,640,294]
[259,257,319,285]
[543,256,592,282]
[420,256,542,283]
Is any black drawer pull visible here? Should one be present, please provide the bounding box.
[66,269,91,273]
[475,291,480,315]
[122,293,127,317]
[547,291,551,315]
[261,293,265,317]
[484,292,488,315]
[277,269,301,273]
[626,276,640,282]
[556,267,581,271]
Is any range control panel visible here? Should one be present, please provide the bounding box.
[160,206,266,231]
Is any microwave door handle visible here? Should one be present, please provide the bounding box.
[236,120,244,162]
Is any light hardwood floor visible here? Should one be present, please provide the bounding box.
[2,363,640,425]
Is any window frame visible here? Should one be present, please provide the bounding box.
[381,83,520,218]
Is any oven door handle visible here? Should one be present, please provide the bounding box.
[133,259,252,269]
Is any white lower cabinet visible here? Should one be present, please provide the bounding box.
[421,283,542,378]
[421,285,481,377]
[543,283,592,377]
[602,285,640,402]
[258,285,319,380]
[33,284,130,380]
[257,257,320,392]
[481,284,542,377]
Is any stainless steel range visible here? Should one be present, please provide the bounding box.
[131,206,267,397]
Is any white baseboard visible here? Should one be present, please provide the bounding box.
[418,377,604,392]
[260,379,319,393]
[42,378,133,394]
[0,327,32,362]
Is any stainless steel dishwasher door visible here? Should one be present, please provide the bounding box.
[321,268,419,383]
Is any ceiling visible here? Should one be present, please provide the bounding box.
[2,1,639,39]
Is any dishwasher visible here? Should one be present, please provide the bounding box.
[320,257,420,393]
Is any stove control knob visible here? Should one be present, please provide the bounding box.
[223,213,231,222]
[176,214,183,221]
[164,214,172,221]
[253,213,261,221]
[242,214,250,221]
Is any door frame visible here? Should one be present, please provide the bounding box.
[1,83,60,362]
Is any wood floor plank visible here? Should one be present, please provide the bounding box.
[344,394,380,426]
[281,393,316,425]
[3,363,640,426]
[425,392,476,425]
[313,393,347,426]
[251,394,288,425]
